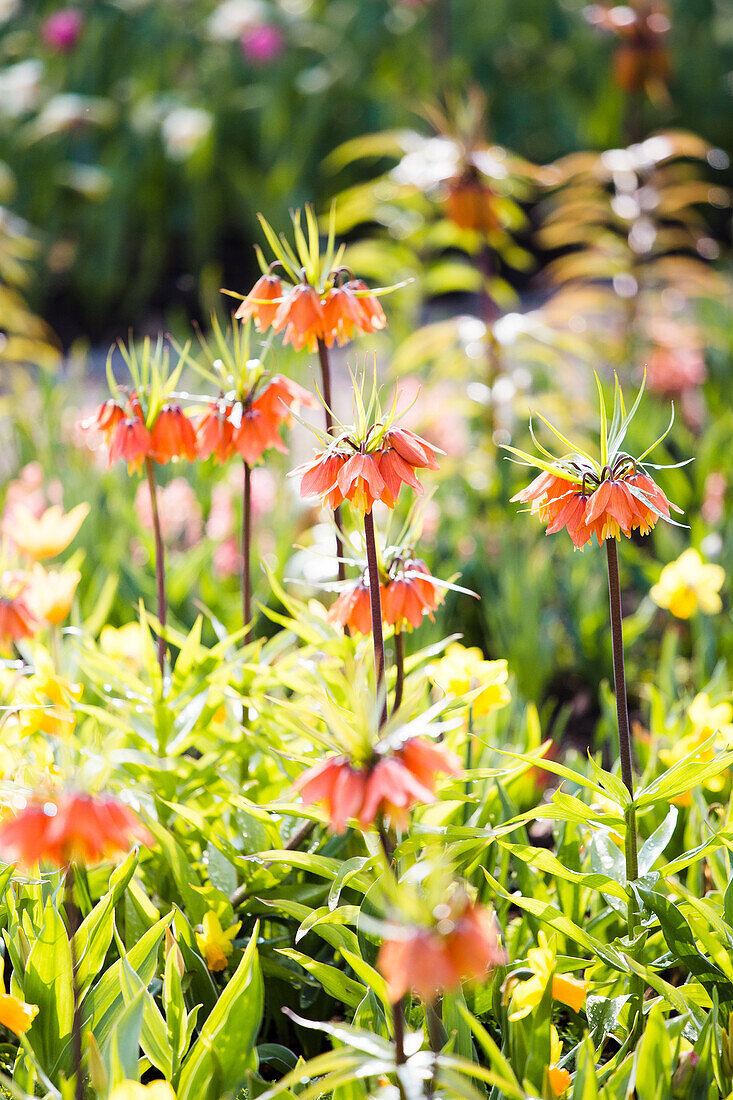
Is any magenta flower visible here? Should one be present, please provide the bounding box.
[240,23,284,64]
[41,8,84,52]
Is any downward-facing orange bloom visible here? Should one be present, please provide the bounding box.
[513,466,672,550]
[293,428,442,515]
[548,1067,572,1097]
[108,416,153,474]
[329,579,374,635]
[272,284,326,352]
[79,398,126,445]
[345,280,387,334]
[235,272,283,332]
[445,172,499,234]
[382,558,442,630]
[0,594,38,643]
[240,272,387,351]
[196,375,314,465]
[0,791,151,868]
[195,399,236,463]
[150,404,197,464]
[296,736,460,833]
[11,502,89,560]
[378,901,505,1003]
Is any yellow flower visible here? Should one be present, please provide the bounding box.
[13,664,82,740]
[650,549,725,619]
[688,693,733,745]
[26,564,81,625]
[0,993,38,1035]
[109,1083,176,1100]
[430,643,510,717]
[508,933,589,1020]
[100,623,146,670]
[195,911,240,972]
[11,503,89,561]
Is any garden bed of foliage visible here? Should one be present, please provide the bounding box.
[4,2,733,1099]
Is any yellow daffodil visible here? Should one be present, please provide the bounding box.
[508,933,589,1021]
[11,503,89,561]
[0,993,38,1035]
[195,911,240,972]
[688,693,733,745]
[26,564,80,625]
[100,623,146,670]
[13,663,82,740]
[650,549,725,619]
[109,1083,176,1100]
[548,1027,571,1096]
[430,643,510,717]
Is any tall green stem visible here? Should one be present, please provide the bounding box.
[242,459,252,643]
[317,337,346,584]
[363,510,388,728]
[144,457,167,674]
[65,864,84,1100]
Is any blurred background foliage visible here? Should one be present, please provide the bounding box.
[0,0,732,339]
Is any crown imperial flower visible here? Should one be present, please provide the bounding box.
[508,376,681,549]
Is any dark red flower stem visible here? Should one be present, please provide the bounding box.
[144,456,167,674]
[317,337,346,584]
[65,863,84,1100]
[376,821,407,1094]
[392,629,405,715]
[363,510,388,728]
[605,539,639,906]
[242,459,253,643]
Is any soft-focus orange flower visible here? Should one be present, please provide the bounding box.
[108,416,153,474]
[345,280,387,334]
[150,404,198,464]
[79,399,126,446]
[272,284,326,352]
[0,994,38,1036]
[329,579,375,635]
[195,399,236,463]
[296,737,460,832]
[382,558,442,630]
[0,593,38,644]
[11,502,89,560]
[235,272,283,331]
[0,791,151,868]
[254,375,315,424]
[646,344,706,397]
[197,376,314,466]
[378,901,505,1003]
[585,2,671,92]
[397,737,461,794]
[513,467,672,550]
[445,172,499,234]
[293,428,442,515]
[26,565,80,625]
